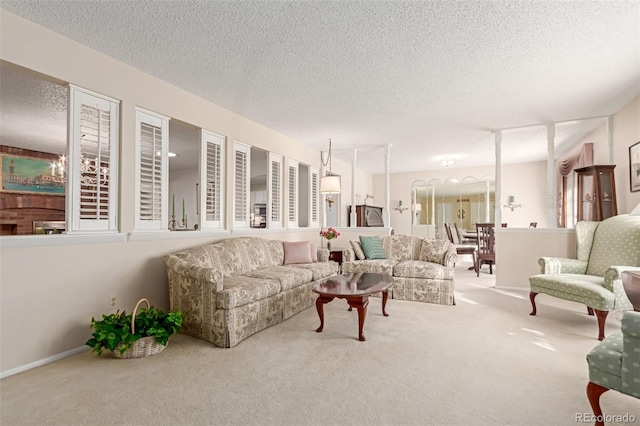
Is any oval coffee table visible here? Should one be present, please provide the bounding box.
[312,272,393,341]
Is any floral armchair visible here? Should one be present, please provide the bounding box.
[529,214,640,340]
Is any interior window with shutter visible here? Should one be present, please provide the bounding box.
[267,153,283,228]
[200,130,225,229]
[233,142,250,228]
[310,167,320,228]
[287,159,299,228]
[67,86,119,232]
[134,108,169,230]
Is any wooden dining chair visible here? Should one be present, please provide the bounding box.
[476,223,496,276]
[454,222,475,244]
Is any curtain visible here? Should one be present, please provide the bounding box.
[557,143,593,227]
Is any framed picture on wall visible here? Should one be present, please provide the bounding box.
[630,141,640,193]
[0,154,65,195]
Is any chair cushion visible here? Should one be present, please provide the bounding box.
[342,259,397,275]
[288,261,339,281]
[587,331,623,392]
[350,240,366,260]
[217,275,281,309]
[360,236,386,259]
[529,274,615,310]
[244,266,313,291]
[393,260,453,280]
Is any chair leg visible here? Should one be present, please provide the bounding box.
[529,292,538,316]
[587,381,608,426]
[594,309,608,341]
[489,262,493,274]
[587,306,594,316]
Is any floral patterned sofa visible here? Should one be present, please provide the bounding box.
[164,237,338,348]
[529,214,640,340]
[342,235,457,305]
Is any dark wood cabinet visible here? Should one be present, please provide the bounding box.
[575,165,617,222]
[348,205,384,227]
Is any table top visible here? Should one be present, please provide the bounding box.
[622,270,640,311]
[312,272,393,297]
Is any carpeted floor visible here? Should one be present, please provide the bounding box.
[1,260,638,425]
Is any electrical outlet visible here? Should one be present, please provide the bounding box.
[109,295,117,310]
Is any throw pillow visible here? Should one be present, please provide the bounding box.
[310,242,318,263]
[419,239,449,264]
[359,236,386,259]
[350,240,366,260]
[283,241,313,265]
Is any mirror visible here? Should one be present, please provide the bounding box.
[411,176,495,239]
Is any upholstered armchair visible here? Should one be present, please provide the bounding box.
[529,214,640,340]
[586,311,640,425]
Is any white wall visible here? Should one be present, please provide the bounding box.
[0,10,372,375]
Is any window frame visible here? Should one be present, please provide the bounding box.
[67,85,120,233]
[199,130,226,230]
[134,107,170,231]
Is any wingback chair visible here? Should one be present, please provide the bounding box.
[586,311,640,425]
[529,214,640,340]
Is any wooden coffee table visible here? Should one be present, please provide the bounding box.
[312,272,393,341]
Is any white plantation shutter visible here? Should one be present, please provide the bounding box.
[67,86,119,232]
[287,159,299,228]
[267,153,283,228]
[200,130,225,229]
[135,108,169,230]
[310,167,320,228]
[233,142,250,228]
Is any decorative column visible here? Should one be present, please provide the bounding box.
[351,149,357,227]
[320,156,327,228]
[547,124,557,228]
[431,186,436,225]
[485,180,491,222]
[494,130,502,227]
[384,144,391,228]
[607,116,614,164]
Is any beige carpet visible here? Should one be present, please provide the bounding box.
[1,261,637,426]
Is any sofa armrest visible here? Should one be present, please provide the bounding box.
[604,266,640,310]
[164,255,223,292]
[343,247,357,262]
[317,248,330,262]
[538,257,587,275]
[442,243,457,267]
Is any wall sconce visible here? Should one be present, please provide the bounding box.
[394,200,409,213]
[363,194,374,205]
[320,138,341,209]
[503,195,522,211]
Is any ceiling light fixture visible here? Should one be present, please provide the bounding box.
[439,156,455,167]
[320,138,341,209]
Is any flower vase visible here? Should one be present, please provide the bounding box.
[327,241,331,251]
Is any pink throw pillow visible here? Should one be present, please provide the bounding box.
[283,241,313,265]
[310,242,318,263]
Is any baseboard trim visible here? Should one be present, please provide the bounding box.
[1,346,89,379]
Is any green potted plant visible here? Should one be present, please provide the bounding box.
[85,298,183,358]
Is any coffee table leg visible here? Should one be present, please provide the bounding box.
[382,290,389,317]
[347,296,369,341]
[315,296,333,333]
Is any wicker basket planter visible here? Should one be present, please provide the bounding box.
[86,298,182,359]
[112,299,166,359]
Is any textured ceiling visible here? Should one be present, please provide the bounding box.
[1,1,638,174]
